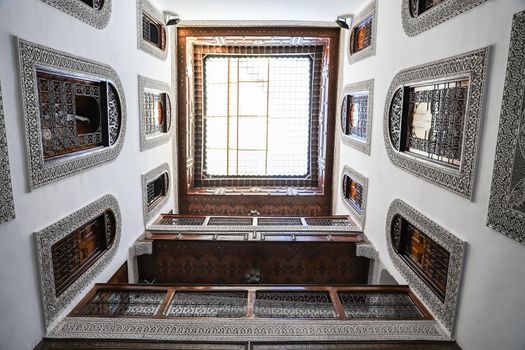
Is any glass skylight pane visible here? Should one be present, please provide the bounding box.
[203,55,312,177]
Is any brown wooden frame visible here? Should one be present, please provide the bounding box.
[71,283,433,321]
[177,27,339,216]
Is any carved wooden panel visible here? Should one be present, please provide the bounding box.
[18,38,126,190]
[52,210,116,296]
[138,240,370,285]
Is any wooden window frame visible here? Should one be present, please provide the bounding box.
[177,27,339,216]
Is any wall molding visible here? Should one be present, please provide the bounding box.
[341,165,368,229]
[49,317,447,341]
[17,38,127,190]
[142,163,171,226]
[35,194,121,328]
[340,79,374,154]
[401,0,490,37]
[0,78,15,225]
[347,0,377,65]
[383,47,489,199]
[137,0,168,60]
[138,75,173,151]
[487,10,525,246]
[40,0,112,29]
[385,199,465,335]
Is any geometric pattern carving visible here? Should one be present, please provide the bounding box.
[385,199,465,335]
[142,163,171,226]
[166,291,248,318]
[339,292,424,319]
[17,38,127,190]
[383,48,489,199]
[340,79,374,154]
[49,317,448,341]
[138,75,173,151]
[487,11,525,246]
[401,0,490,37]
[0,78,15,225]
[35,194,121,328]
[137,0,168,60]
[348,0,377,64]
[74,290,165,317]
[255,291,336,319]
[40,0,112,29]
[341,165,368,229]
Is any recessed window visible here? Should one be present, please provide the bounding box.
[144,90,170,135]
[142,13,166,50]
[409,0,446,17]
[37,69,121,161]
[350,16,373,54]
[391,214,449,301]
[203,56,312,177]
[342,174,364,213]
[389,78,469,168]
[147,173,169,210]
[79,0,104,10]
[341,92,369,141]
[51,210,116,296]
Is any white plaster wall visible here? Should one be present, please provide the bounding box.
[0,0,174,348]
[333,0,525,349]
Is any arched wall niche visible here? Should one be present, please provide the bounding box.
[17,38,127,190]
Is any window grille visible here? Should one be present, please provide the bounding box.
[75,290,165,317]
[37,69,121,161]
[203,56,312,177]
[166,292,247,318]
[207,217,253,226]
[339,292,424,319]
[142,13,166,50]
[157,217,206,226]
[146,173,168,210]
[351,16,373,54]
[191,43,325,189]
[342,174,364,213]
[143,89,170,135]
[341,92,368,141]
[410,0,446,17]
[51,210,116,296]
[255,291,336,319]
[305,218,353,226]
[79,0,104,9]
[257,217,303,226]
[389,79,468,168]
[391,215,450,300]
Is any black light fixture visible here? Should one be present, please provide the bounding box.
[335,16,351,29]
[165,13,180,26]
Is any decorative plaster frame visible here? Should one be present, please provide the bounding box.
[383,47,489,199]
[340,165,368,229]
[142,163,172,226]
[487,11,525,246]
[35,194,121,328]
[49,317,447,341]
[347,0,377,65]
[0,79,15,225]
[356,241,378,284]
[385,199,465,335]
[138,75,174,151]
[17,38,127,190]
[137,0,168,60]
[340,79,374,154]
[401,0,490,37]
[40,0,112,29]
